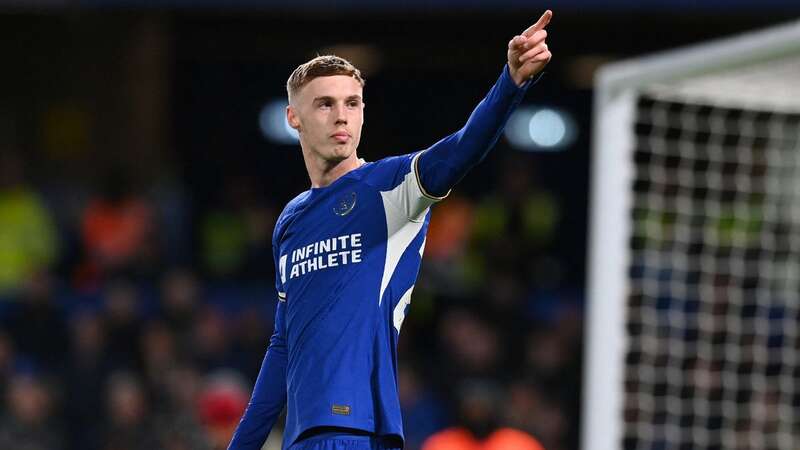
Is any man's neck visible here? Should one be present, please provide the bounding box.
[304,151,362,189]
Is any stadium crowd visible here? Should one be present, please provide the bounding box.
[0,150,583,450]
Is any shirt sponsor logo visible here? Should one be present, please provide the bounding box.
[288,233,363,280]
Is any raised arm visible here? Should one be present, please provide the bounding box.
[417,10,553,198]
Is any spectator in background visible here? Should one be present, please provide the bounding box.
[80,169,156,284]
[153,364,212,450]
[146,176,191,267]
[190,306,241,373]
[102,280,145,370]
[421,194,475,296]
[437,307,503,379]
[522,308,582,450]
[199,175,274,280]
[524,321,581,406]
[503,380,567,450]
[0,151,59,295]
[98,371,160,450]
[63,310,110,450]
[196,370,249,450]
[4,271,69,371]
[0,332,14,398]
[139,320,178,393]
[159,268,202,353]
[421,379,545,450]
[465,155,559,287]
[0,371,65,450]
[230,303,272,380]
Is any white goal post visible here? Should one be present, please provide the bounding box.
[584,19,800,450]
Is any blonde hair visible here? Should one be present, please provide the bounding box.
[287,55,365,103]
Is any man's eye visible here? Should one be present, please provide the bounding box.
[348,101,359,108]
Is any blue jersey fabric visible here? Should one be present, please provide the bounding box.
[288,433,401,450]
[274,151,437,448]
[228,65,532,450]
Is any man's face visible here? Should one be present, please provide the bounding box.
[287,75,364,164]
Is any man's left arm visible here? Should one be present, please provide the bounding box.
[416,10,553,198]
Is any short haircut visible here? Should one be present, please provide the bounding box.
[286,55,365,103]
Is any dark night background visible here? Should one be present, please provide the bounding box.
[0,3,797,450]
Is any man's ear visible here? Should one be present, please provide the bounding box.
[286,105,301,131]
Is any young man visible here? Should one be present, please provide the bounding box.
[229,10,553,450]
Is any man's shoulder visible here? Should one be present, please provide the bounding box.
[285,190,312,210]
[369,152,417,170]
[275,190,311,230]
[361,151,421,190]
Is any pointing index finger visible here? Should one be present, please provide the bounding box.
[522,9,552,37]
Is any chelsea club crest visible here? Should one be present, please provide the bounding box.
[334,192,357,216]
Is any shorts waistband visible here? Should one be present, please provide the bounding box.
[295,426,401,447]
[296,426,374,443]
[304,431,373,442]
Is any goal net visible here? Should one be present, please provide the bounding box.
[584,20,800,450]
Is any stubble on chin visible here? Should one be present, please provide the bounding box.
[329,144,355,161]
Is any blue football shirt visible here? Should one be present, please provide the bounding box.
[275,151,442,447]
[228,64,533,450]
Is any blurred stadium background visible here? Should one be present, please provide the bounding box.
[0,2,798,450]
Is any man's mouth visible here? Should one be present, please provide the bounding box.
[331,132,350,143]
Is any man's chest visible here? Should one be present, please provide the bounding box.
[278,184,389,285]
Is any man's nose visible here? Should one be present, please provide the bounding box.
[334,104,347,124]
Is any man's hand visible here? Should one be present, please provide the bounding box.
[507,10,553,87]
